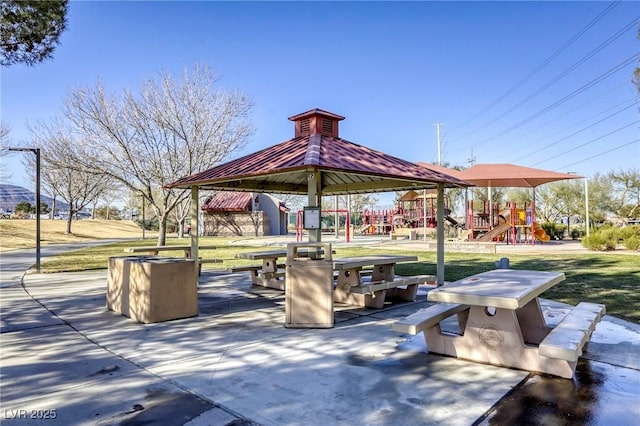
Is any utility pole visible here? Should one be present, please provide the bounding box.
[433,123,445,165]
[467,148,476,166]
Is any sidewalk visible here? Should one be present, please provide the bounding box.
[2,266,639,425]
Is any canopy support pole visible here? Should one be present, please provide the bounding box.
[436,183,445,286]
[190,186,200,281]
[308,169,322,243]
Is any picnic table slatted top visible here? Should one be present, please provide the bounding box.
[427,269,565,310]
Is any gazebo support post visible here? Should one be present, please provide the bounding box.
[190,186,200,281]
[436,183,445,286]
[308,169,322,243]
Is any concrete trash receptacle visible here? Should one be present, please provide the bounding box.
[285,242,334,328]
[118,257,198,323]
[107,255,156,316]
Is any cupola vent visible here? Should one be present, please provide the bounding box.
[288,108,345,138]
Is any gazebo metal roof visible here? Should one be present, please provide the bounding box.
[167,109,469,194]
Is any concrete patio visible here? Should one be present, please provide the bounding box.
[2,263,639,425]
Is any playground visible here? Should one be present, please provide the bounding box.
[293,163,583,245]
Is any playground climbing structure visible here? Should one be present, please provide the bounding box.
[467,200,550,244]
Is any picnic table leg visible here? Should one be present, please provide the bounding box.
[387,283,419,301]
[334,268,386,308]
[255,258,285,290]
[423,305,575,378]
[371,264,394,281]
[516,298,552,344]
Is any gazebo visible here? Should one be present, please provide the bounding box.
[168,108,470,284]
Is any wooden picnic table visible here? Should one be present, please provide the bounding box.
[394,269,606,378]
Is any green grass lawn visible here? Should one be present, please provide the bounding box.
[40,237,640,324]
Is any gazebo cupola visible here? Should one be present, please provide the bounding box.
[288,108,345,138]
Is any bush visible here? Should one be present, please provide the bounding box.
[541,222,563,240]
[620,225,640,240]
[624,236,640,251]
[582,234,607,250]
[570,227,582,240]
[579,226,640,251]
[137,218,158,231]
[582,231,618,251]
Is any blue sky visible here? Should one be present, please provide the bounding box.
[2,1,639,206]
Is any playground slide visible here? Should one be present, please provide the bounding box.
[445,215,460,227]
[476,223,513,242]
[533,222,550,242]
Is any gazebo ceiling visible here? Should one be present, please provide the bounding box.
[168,109,470,195]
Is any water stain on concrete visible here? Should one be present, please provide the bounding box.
[479,359,640,425]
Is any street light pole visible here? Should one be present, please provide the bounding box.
[9,147,41,272]
[585,177,590,237]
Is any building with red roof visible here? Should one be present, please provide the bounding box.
[201,191,288,237]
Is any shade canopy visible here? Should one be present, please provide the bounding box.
[457,164,582,188]
[416,162,465,180]
[168,109,470,194]
[167,135,469,194]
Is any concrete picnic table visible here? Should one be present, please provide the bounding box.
[123,245,218,259]
[234,251,432,307]
[333,255,433,308]
[395,269,606,378]
[235,248,333,290]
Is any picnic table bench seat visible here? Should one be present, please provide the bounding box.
[197,258,224,275]
[349,275,436,295]
[227,263,287,290]
[392,302,470,335]
[228,264,264,274]
[538,302,606,362]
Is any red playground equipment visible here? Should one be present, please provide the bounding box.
[295,209,351,242]
[361,190,459,236]
[361,209,394,235]
[466,200,550,244]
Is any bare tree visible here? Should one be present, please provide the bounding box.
[25,121,115,233]
[607,168,640,220]
[173,195,191,238]
[64,64,254,244]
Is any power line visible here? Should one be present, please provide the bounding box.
[452,1,621,133]
[495,16,638,119]
[504,84,632,149]
[450,13,638,148]
[512,100,638,163]
[555,139,640,171]
[530,120,640,166]
[471,53,639,150]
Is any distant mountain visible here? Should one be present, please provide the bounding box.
[0,184,69,212]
